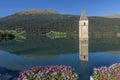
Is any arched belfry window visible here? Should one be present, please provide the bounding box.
[84,22,86,26]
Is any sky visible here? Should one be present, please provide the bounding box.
[0,0,120,17]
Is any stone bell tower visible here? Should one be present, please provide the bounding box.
[79,11,89,61]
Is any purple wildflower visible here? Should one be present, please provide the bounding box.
[18,65,78,80]
[92,63,120,80]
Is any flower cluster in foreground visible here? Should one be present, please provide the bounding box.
[18,65,78,80]
[92,63,120,80]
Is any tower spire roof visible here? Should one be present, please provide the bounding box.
[80,10,88,20]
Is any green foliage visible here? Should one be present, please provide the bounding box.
[0,30,4,36]
[0,13,120,38]
[0,14,78,35]
[46,31,67,39]
[0,28,26,41]
[11,28,26,40]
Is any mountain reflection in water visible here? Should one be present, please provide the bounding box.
[0,37,120,80]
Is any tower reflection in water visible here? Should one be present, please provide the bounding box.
[79,39,88,61]
[79,10,89,68]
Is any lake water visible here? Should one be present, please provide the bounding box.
[0,37,120,80]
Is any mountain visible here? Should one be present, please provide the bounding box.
[0,9,120,38]
[15,9,58,15]
[0,9,78,35]
[103,14,120,18]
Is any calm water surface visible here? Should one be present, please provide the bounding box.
[0,38,120,80]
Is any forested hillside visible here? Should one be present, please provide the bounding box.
[0,9,120,38]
